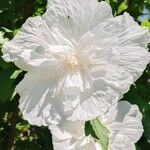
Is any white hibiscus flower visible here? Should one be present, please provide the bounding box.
[50,101,143,150]
[2,0,150,126]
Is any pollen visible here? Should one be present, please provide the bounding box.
[66,55,79,69]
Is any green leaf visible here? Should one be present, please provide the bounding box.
[104,0,110,4]
[141,20,150,32]
[0,31,8,45]
[136,145,142,150]
[1,27,12,33]
[10,70,22,79]
[0,68,21,103]
[90,118,110,150]
[85,121,98,139]
[143,112,150,144]
[117,1,128,14]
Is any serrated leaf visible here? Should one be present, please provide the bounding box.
[90,118,110,150]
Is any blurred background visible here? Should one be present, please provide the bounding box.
[0,0,150,149]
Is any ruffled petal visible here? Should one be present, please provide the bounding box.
[45,0,112,41]
[50,121,100,150]
[69,87,119,121]
[53,71,93,113]
[16,71,91,125]
[101,65,134,99]
[110,135,136,150]
[49,101,143,150]
[91,12,150,82]
[100,101,143,150]
[85,12,150,110]
[2,16,72,72]
[118,102,143,143]
[16,72,63,126]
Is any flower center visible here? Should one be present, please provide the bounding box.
[62,51,90,72]
[66,55,79,69]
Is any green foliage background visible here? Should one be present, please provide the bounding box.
[0,0,150,149]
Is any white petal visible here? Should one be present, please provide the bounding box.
[110,134,136,150]
[118,102,143,143]
[117,13,150,47]
[16,72,63,126]
[88,12,150,103]
[45,0,112,40]
[2,16,72,72]
[16,71,91,125]
[50,121,100,150]
[115,45,150,81]
[91,12,150,47]
[101,65,134,99]
[69,87,119,121]
[60,72,84,95]
[100,101,143,150]
[55,71,92,112]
